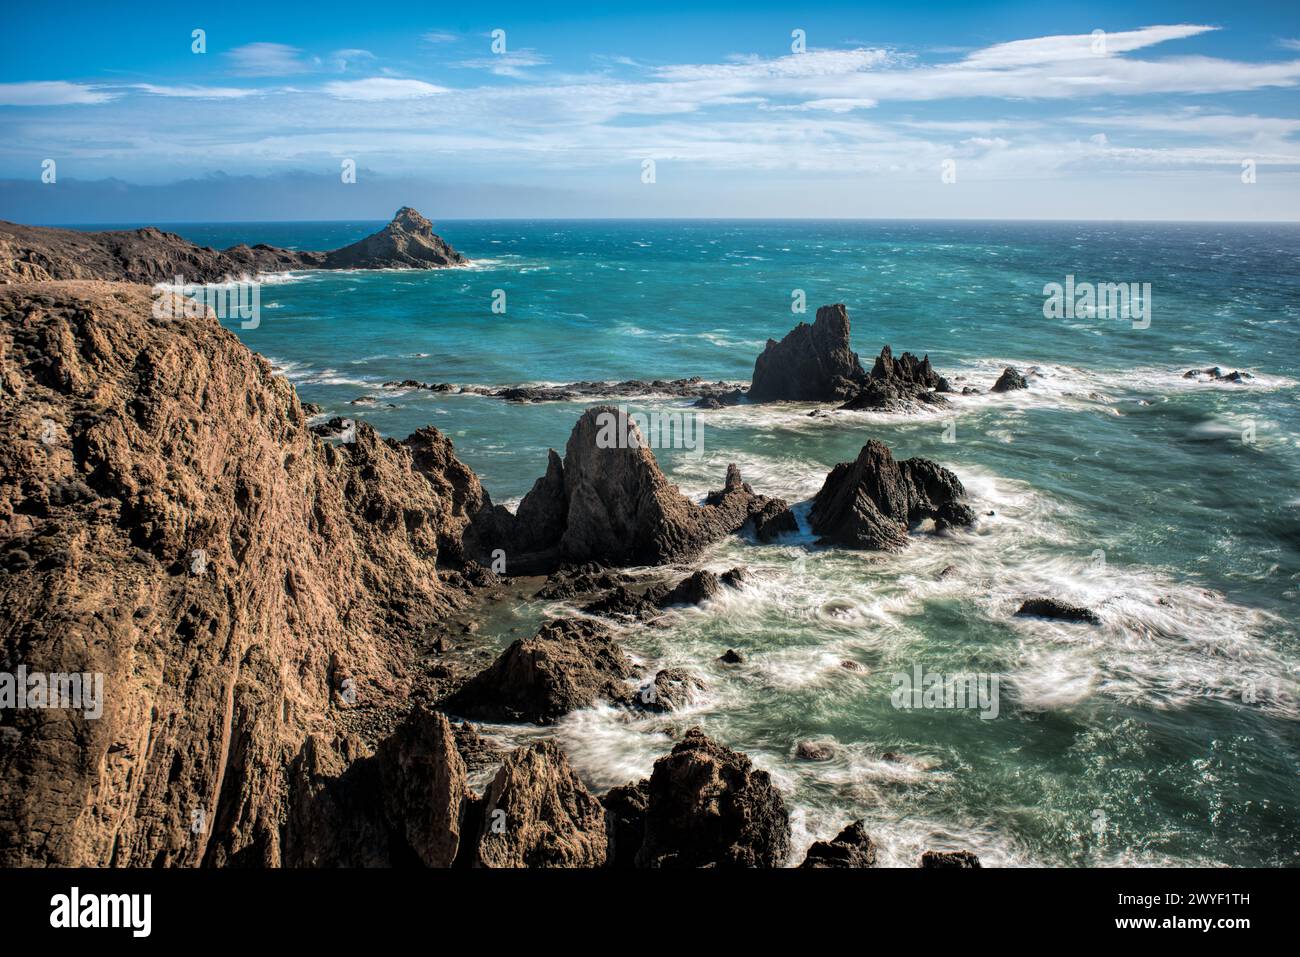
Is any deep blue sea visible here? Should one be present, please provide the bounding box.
[132,218,1299,866]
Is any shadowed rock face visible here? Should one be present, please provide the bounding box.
[0,281,485,866]
[809,440,975,550]
[634,727,790,868]
[0,207,463,284]
[748,304,866,402]
[490,406,776,569]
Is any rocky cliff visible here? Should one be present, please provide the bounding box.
[0,207,463,284]
[0,280,482,865]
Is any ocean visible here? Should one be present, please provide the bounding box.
[140,218,1300,866]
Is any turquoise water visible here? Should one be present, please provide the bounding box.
[160,219,1299,866]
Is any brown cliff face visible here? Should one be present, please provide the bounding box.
[0,207,463,284]
[0,281,482,866]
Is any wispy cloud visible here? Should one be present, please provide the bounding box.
[226,42,314,77]
[0,81,116,106]
[321,78,449,100]
[456,49,550,77]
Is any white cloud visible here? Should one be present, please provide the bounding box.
[132,84,262,99]
[456,50,550,78]
[0,81,116,106]
[421,31,460,44]
[226,43,313,77]
[321,78,449,101]
[960,24,1217,68]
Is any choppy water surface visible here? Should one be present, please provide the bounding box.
[164,218,1299,866]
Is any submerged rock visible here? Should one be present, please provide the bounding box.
[660,569,722,606]
[1183,366,1253,383]
[749,498,800,541]
[795,740,836,761]
[920,849,982,868]
[748,304,867,402]
[809,440,975,551]
[991,366,1028,393]
[1016,598,1100,624]
[637,668,706,713]
[443,618,635,723]
[635,727,791,868]
[718,649,745,664]
[800,820,878,868]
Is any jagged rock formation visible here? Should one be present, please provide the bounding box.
[991,366,1028,393]
[0,207,463,284]
[442,618,635,724]
[840,345,952,411]
[486,408,778,570]
[0,281,486,866]
[809,440,975,550]
[748,304,867,402]
[473,741,608,868]
[633,728,791,868]
[800,820,877,868]
[1016,598,1100,624]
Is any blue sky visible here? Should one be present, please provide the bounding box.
[2,0,1298,221]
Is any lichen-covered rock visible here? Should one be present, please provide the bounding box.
[809,440,975,551]
[474,741,608,868]
[635,727,790,868]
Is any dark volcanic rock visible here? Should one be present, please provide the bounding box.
[534,564,624,600]
[1183,366,1253,383]
[991,366,1028,393]
[635,727,790,868]
[838,345,951,411]
[920,849,982,868]
[602,781,650,868]
[800,820,878,868]
[748,304,867,402]
[809,440,975,551]
[636,668,706,712]
[1016,598,1100,624]
[749,498,800,541]
[443,618,635,724]
[581,584,664,619]
[660,569,722,606]
[717,649,745,664]
[474,741,608,867]
[719,567,748,589]
[0,207,464,283]
[502,407,776,569]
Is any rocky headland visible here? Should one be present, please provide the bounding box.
[0,206,463,284]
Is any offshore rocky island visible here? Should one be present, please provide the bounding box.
[0,209,1201,868]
